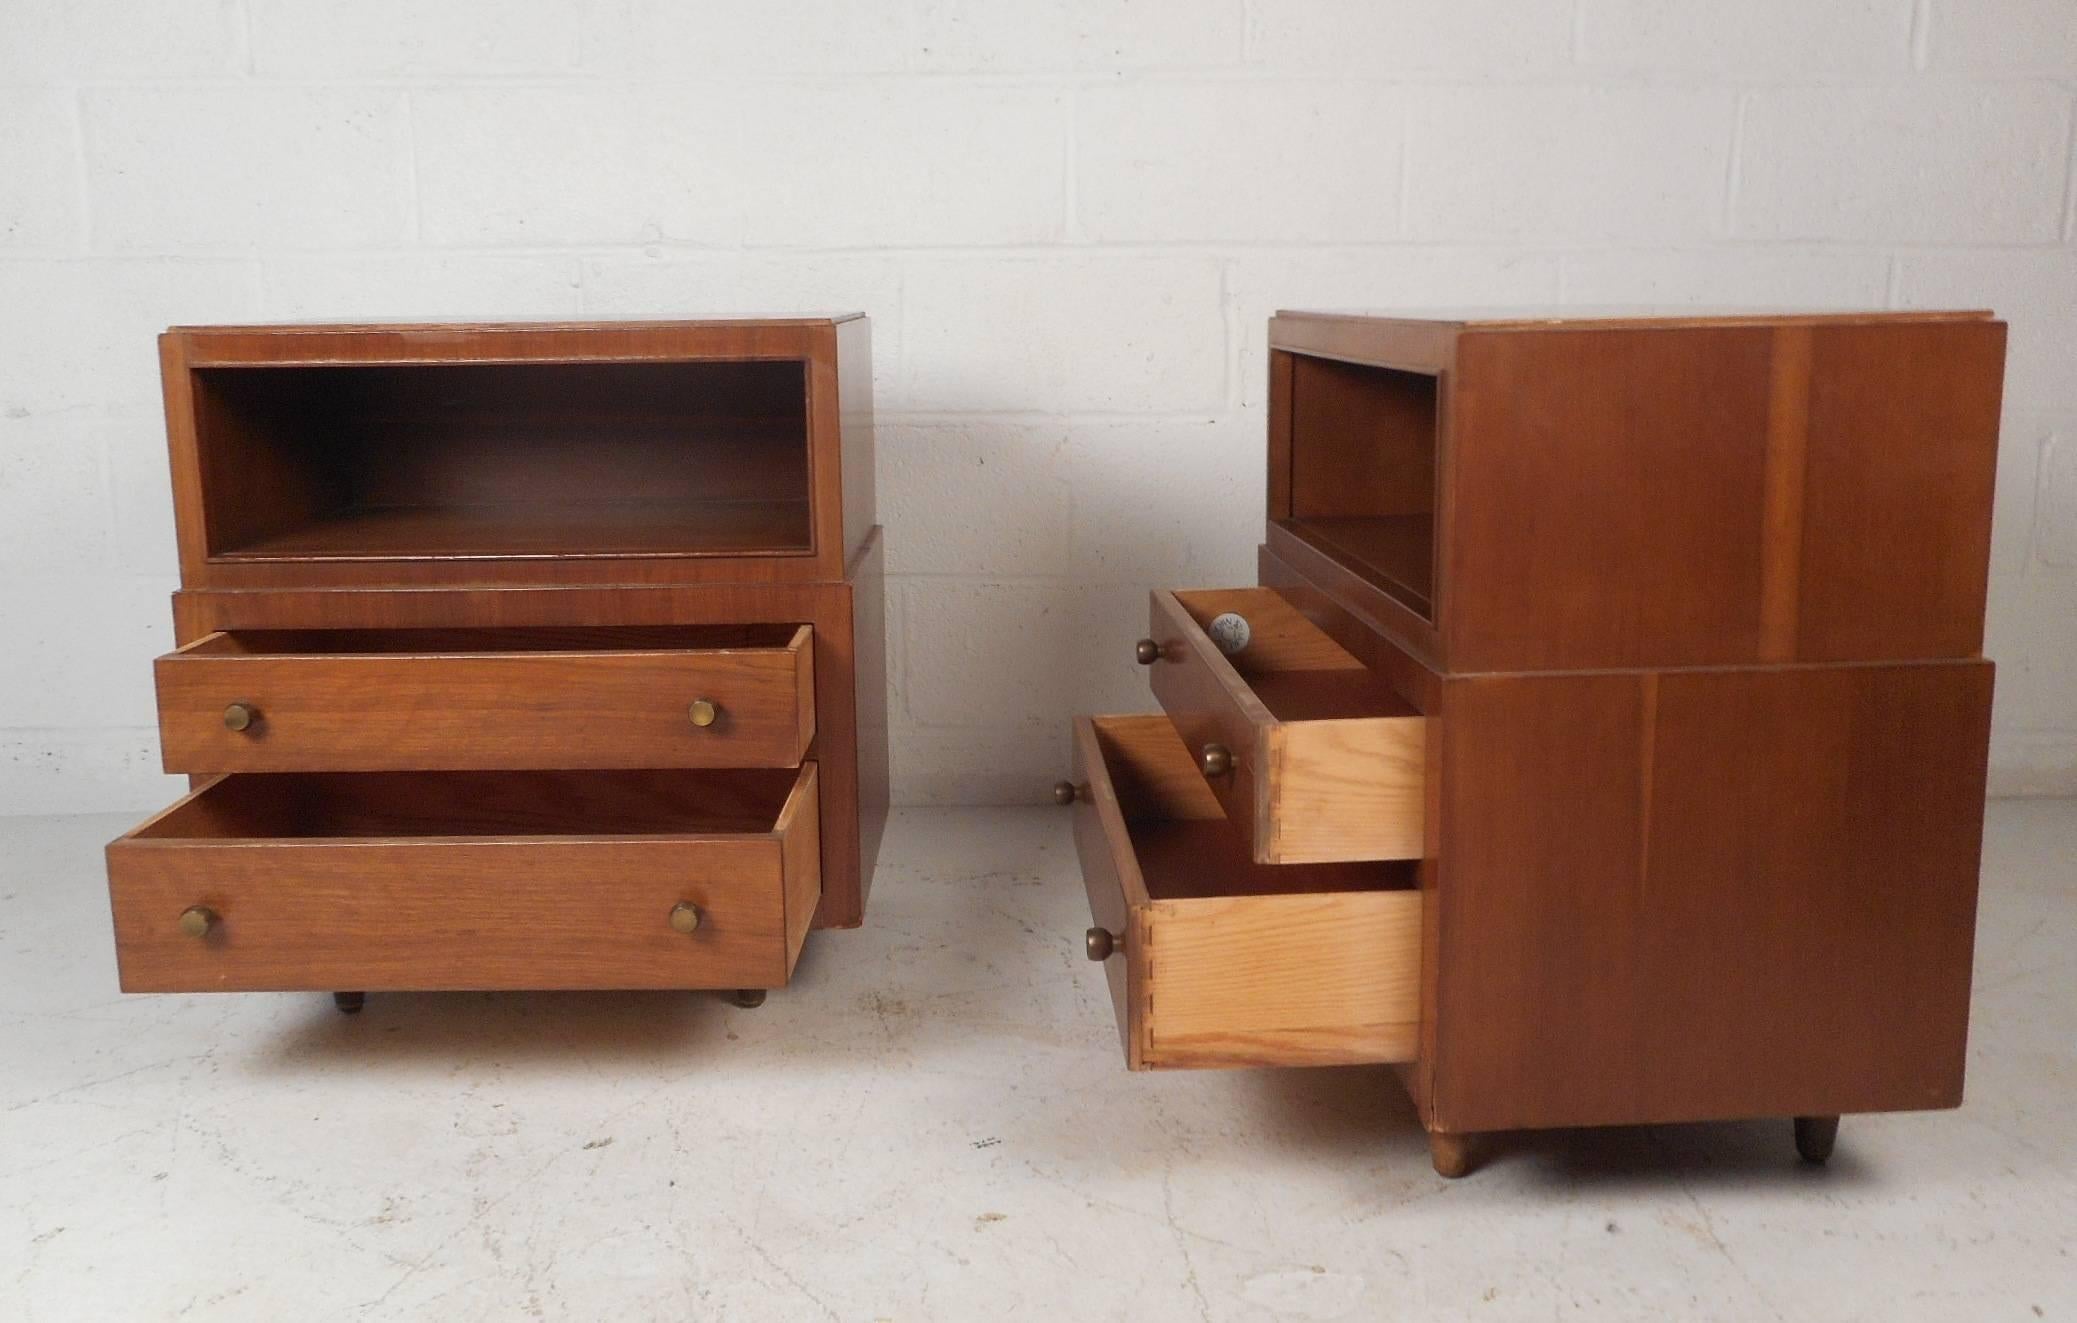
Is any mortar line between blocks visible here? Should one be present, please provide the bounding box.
[68,86,93,257]
[1720,92,1750,239]
[236,0,257,75]
[22,70,2077,93]
[401,90,424,245]
[1062,86,1079,244]
[2061,92,2077,244]
[1396,110,1411,235]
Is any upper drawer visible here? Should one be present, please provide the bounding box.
[1141,588,1424,865]
[105,764,821,992]
[155,625,814,773]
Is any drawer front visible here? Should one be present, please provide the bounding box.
[1071,714,1421,1071]
[1145,588,1425,864]
[155,626,815,772]
[105,765,820,992]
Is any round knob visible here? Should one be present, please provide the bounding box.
[1053,780,1078,805]
[178,906,217,938]
[222,702,258,732]
[1086,927,1117,961]
[688,699,719,728]
[1134,639,1161,665]
[668,902,702,934]
[1200,743,1234,777]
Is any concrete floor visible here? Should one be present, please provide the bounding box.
[0,802,2072,1322]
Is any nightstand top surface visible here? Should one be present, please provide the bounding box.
[166,314,865,335]
[1274,307,1993,331]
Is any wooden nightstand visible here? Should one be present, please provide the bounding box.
[105,318,888,1008]
[1067,309,2004,1175]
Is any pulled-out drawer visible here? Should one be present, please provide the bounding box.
[1141,588,1425,864]
[1069,714,1421,1070]
[154,625,815,773]
[105,764,821,992]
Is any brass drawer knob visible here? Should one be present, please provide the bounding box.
[1200,743,1234,777]
[668,902,702,934]
[222,702,258,732]
[1053,780,1078,805]
[1134,639,1161,665]
[1086,927,1117,961]
[178,906,218,938]
[688,699,720,728]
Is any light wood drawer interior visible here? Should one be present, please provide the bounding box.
[154,624,815,773]
[105,764,821,992]
[1071,714,1421,1070]
[1147,587,1425,864]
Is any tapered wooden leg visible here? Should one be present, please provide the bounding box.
[1428,1130,1476,1178]
[1794,1115,1839,1164]
[332,991,366,1015]
[730,988,768,1009]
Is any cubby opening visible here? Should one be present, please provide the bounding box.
[191,360,813,561]
[1276,353,1439,619]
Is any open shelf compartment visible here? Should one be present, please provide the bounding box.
[191,359,814,561]
[1272,352,1439,620]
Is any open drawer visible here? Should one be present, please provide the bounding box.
[1069,715,1421,1070]
[154,625,815,773]
[105,765,821,992]
[1140,588,1425,864]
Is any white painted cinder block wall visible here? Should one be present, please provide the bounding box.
[3,0,2075,814]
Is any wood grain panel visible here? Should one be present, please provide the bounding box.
[1446,327,1776,671]
[1287,356,1436,520]
[1796,320,2005,661]
[1428,671,1648,1133]
[1143,890,1420,1069]
[1629,661,1991,1119]
[1430,662,1993,1132]
[106,765,820,991]
[1758,326,1814,661]
[156,625,814,773]
[1269,718,1425,863]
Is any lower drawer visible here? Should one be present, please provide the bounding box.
[105,764,821,992]
[1069,714,1421,1070]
